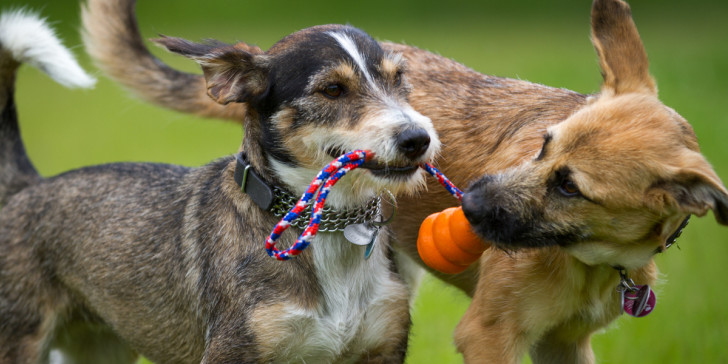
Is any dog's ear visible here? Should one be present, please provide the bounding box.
[232,41,263,55]
[153,36,268,105]
[648,152,728,225]
[591,0,656,96]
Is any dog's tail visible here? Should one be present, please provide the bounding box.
[0,9,96,206]
[81,0,246,121]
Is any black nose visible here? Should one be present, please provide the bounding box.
[461,177,494,227]
[396,127,431,160]
[461,175,518,243]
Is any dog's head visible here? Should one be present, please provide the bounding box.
[462,0,728,269]
[155,25,439,206]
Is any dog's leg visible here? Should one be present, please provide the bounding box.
[529,332,595,364]
[354,298,411,364]
[0,236,61,364]
[0,214,59,364]
[0,334,48,364]
[0,288,58,364]
[454,303,528,364]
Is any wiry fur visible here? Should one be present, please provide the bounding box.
[0,7,441,364]
[80,0,728,363]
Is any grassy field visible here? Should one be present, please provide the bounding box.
[4,0,728,362]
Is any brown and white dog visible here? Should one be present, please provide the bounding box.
[81,0,728,363]
[0,7,440,364]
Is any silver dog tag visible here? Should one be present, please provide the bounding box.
[344,223,378,246]
[344,223,380,259]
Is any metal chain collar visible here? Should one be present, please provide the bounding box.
[269,186,381,232]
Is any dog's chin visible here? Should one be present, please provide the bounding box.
[562,240,657,270]
[362,165,427,197]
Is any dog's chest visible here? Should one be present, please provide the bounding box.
[251,233,409,362]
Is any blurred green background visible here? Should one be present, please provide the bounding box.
[4,0,728,362]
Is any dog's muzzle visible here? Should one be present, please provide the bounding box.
[461,175,585,249]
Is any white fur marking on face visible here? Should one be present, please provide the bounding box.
[327,31,379,93]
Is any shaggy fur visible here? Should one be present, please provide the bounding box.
[0,8,441,364]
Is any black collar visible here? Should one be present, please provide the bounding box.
[613,214,691,275]
[233,152,275,210]
[664,215,690,250]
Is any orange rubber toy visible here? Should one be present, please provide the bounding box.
[416,206,490,274]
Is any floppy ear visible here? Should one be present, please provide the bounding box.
[153,36,268,105]
[591,0,656,95]
[649,152,728,225]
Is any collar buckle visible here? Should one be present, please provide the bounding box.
[234,153,274,210]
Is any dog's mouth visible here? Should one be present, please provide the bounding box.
[360,159,419,178]
[327,148,420,179]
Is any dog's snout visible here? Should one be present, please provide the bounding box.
[462,177,495,227]
[396,127,431,160]
[461,175,524,246]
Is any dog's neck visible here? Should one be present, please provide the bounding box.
[554,248,657,309]
[236,116,381,230]
[239,113,275,186]
[557,215,689,301]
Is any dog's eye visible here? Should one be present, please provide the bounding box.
[558,178,581,197]
[393,71,403,87]
[322,84,344,99]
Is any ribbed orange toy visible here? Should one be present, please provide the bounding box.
[417,206,489,274]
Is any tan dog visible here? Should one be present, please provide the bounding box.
[83,0,728,362]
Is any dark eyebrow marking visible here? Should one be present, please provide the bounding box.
[535,133,552,161]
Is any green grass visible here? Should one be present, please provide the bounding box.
[5,0,728,363]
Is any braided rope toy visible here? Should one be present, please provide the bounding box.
[265,150,485,265]
[421,163,463,201]
[265,150,372,260]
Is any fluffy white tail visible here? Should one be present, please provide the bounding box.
[0,9,95,88]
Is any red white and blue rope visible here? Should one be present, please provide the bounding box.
[264,151,463,261]
[265,150,373,260]
[421,163,463,201]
